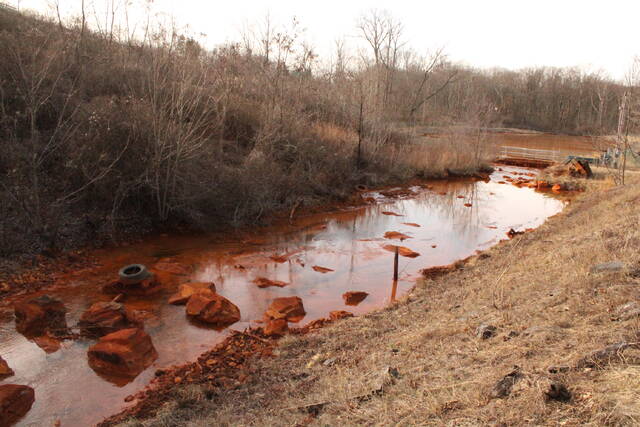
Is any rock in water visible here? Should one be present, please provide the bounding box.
[87,328,158,378]
[0,357,14,379]
[342,291,369,306]
[265,297,306,321]
[14,295,67,337]
[168,282,216,305]
[329,310,354,321]
[0,384,35,426]
[78,302,140,338]
[185,289,241,325]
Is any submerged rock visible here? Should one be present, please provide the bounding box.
[88,328,158,378]
[14,295,67,337]
[185,289,241,325]
[311,266,334,273]
[0,357,14,379]
[168,282,217,305]
[263,319,288,337]
[102,275,163,296]
[252,277,288,288]
[382,245,420,258]
[265,297,306,321]
[78,302,140,338]
[342,291,369,306]
[0,384,35,426]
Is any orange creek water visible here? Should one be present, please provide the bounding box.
[0,165,566,426]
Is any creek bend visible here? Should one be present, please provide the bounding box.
[0,165,566,426]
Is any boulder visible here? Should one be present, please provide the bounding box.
[265,297,306,321]
[185,289,240,325]
[329,310,354,321]
[263,319,288,337]
[343,291,368,306]
[168,282,216,305]
[0,357,14,380]
[88,328,158,378]
[14,295,67,337]
[78,302,140,337]
[0,385,35,426]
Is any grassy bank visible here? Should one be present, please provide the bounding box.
[111,174,640,426]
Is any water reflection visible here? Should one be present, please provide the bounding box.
[0,165,565,426]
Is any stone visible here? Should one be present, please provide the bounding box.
[0,357,14,379]
[32,334,62,353]
[329,310,354,321]
[383,231,411,240]
[383,245,420,258]
[311,266,334,273]
[263,319,288,337]
[544,382,572,402]
[537,180,550,189]
[0,385,35,426]
[342,291,369,306]
[552,184,562,192]
[476,323,497,339]
[14,295,67,337]
[576,342,630,369]
[78,302,140,337]
[490,368,522,398]
[615,302,640,321]
[168,282,216,305]
[590,261,625,273]
[102,275,163,296]
[88,328,158,378]
[265,297,306,321]
[185,289,241,325]
[252,278,288,288]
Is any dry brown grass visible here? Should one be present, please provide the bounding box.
[118,173,640,426]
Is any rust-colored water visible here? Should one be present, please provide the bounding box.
[0,165,566,426]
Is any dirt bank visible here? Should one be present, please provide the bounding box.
[102,173,640,426]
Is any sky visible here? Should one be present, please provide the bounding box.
[8,0,640,81]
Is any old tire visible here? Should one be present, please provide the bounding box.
[118,264,150,284]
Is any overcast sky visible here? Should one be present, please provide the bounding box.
[9,0,640,80]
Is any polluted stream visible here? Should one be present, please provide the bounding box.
[0,165,566,426]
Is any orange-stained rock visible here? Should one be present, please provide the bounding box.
[102,275,162,296]
[382,245,420,258]
[552,184,562,192]
[0,384,35,426]
[457,195,464,199]
[402,222,421,227]
[87,328,158,378]
[383,231,411,240]
[265,297,306,321]
[343,291,368,306]
[537,180,550,189]
[329,310,354,321]
[464,203,473,207]
[252,277,288,288]
[78,302,140,337]
[263,319,288,337]
[311,266,334,273]
[32,334,62,353]
[168,282,216,305]
[381,211,403,216]
[14,295,67,337]
[0,357,14,379]
[185,289,241,325]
